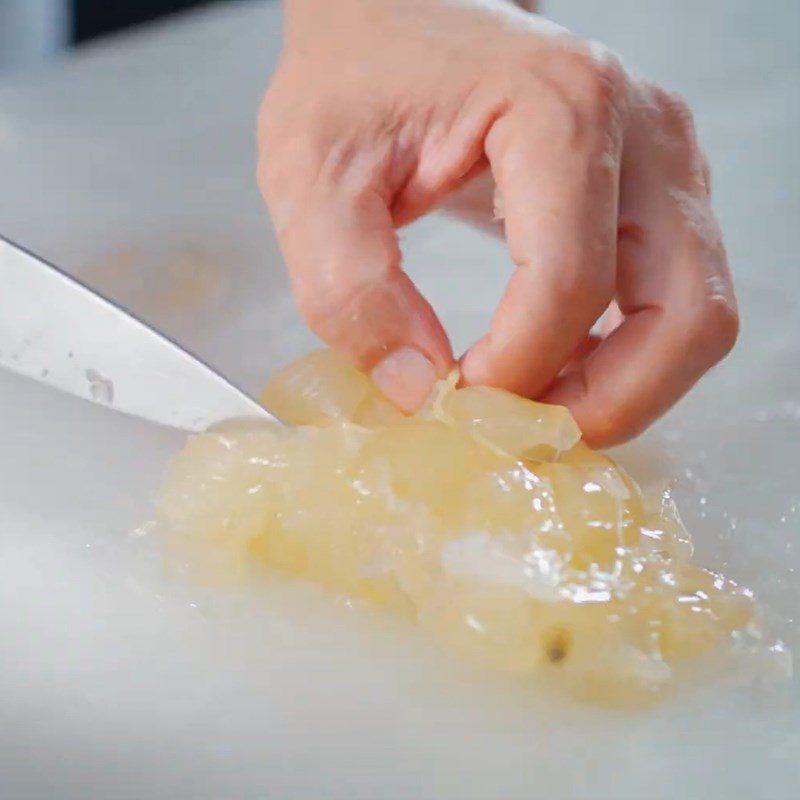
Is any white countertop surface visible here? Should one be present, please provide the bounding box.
[0,2,798,798]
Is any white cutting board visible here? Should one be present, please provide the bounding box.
[0,2,798,798]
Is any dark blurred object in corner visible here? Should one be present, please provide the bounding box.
[72,0,227,43]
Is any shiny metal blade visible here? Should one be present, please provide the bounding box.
[0,235,276,431]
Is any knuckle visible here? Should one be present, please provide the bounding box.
[256,149,278,200]
[295,272,401,352]
[551,266,613,317]
[686,295,740,360]
[292,261,384,339]
[257,105,342,211]
[505,52,582,136]
[697,149,713,195]
[294,276,350,335]
[705,297,740,356]
[558,48,625,127]
[657,87,691,118]
[257,77,344,196]
[507,47,547,81]
[506,45,626,143]
[257,74,289,145]
[654,87,697,141]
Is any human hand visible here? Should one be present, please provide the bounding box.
[258,0,737,446]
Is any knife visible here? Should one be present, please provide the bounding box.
[0,235,276,431]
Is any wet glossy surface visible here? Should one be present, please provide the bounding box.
[160,350,786,703]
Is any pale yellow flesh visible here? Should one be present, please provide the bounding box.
[158,349,769,701]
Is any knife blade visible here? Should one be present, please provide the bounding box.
[0,235,276,432]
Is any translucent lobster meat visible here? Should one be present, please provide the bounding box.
[158,349,781,701]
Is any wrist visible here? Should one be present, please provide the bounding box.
[283,0,540,47]
[285,0,538,13]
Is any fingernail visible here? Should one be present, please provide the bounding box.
[371,347,437,413]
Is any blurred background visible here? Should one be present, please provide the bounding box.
[0,0,230,71]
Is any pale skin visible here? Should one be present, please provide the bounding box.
[258,0,738,447]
